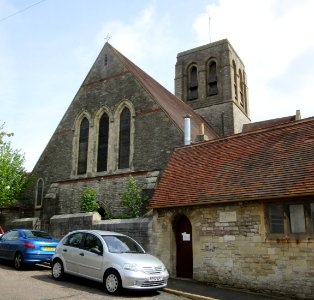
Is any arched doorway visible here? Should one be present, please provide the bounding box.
[175,215,193,278]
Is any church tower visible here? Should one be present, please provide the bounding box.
[175,39,250,137]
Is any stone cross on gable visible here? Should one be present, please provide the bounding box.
[105,33,112,43]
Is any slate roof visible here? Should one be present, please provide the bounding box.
[108,43,218,141]
[150,117,314,208]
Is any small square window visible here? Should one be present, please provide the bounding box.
[268,205,284,233]
[289,204,306,233]
[266,202,314,238]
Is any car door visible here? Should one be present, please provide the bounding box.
[0,230,20,260]
[0,232,10,258]
[77,233,104,280]
[60,232,85,274]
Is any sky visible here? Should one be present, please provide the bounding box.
[1,0,314,171]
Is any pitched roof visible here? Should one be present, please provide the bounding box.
[150,117,314,208]
[242,115,298,132]
[108,43,218,141]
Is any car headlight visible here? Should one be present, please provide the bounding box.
[123,263,139,271]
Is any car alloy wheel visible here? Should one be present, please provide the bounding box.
[52,260,64,280]
[104,270,121,295]
[14,253,23,270]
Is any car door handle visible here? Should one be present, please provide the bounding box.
[62,249,67,252]
[79,253,84,256]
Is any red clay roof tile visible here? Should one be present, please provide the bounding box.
[150,117,314,208]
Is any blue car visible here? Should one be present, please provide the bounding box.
[0,229,59,270]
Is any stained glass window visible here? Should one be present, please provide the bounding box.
[36,179,43,207]
[78,117,89,174]
[118,108,131,169]
[97,113,109,172]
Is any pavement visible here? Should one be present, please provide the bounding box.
[164,278,290,300]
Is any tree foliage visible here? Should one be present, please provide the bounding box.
[0,122,28,207]
[80,187,99,212]
[0,123,13,144]
[121,176,148,218]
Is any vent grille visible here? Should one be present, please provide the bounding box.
[141,280,166,287]
[142,266,163,274]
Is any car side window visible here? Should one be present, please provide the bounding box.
[83,233,103,254]
[1,231,19,241]
[63,232,84,248]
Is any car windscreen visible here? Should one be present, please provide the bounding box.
[24,230,52,239]
[102,235,145,254]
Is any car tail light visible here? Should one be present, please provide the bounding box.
[23,242,35,249]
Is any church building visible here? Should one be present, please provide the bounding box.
[5,37,314,299]
[30,39,250,223]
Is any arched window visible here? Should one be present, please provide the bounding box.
[243,71,248,112]
[239,69,244,107]
[188,65,198,100]
[208,61,218,96]
[97,112,109,172]
[77,117,89,174]
[35,179,44,207]
[118,107,131,169]
[233,61,238,100]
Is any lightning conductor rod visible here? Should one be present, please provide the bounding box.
[209,14,211,43]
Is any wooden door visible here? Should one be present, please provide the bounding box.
[175,215,193,278]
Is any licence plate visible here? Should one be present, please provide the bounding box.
[149,276,163,281]
[42,247,55,251]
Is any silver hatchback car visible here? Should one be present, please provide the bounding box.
[51,230,169,294]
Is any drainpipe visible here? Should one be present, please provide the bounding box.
[184,115,191,145]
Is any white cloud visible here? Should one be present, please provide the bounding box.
[95,2,178,90]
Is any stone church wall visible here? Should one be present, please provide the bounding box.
[56,172,151,216]
[153,202,314,299]
[32,71,184,219]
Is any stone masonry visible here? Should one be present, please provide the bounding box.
[175,39,250,136]
[31,42,183,220]
[152,202,314,299]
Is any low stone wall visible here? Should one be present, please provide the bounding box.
[93,217,153,252]
[49,212,153,252]
[50,212,101,239]
[10,217,39,230]
[0,207,22,230]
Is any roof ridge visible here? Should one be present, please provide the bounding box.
[174,115,314,152]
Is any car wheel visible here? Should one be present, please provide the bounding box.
[52,259,64,280]
[104,270,122,295]
[14,252,24,270]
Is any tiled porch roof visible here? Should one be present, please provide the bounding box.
[150,117,314,208]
